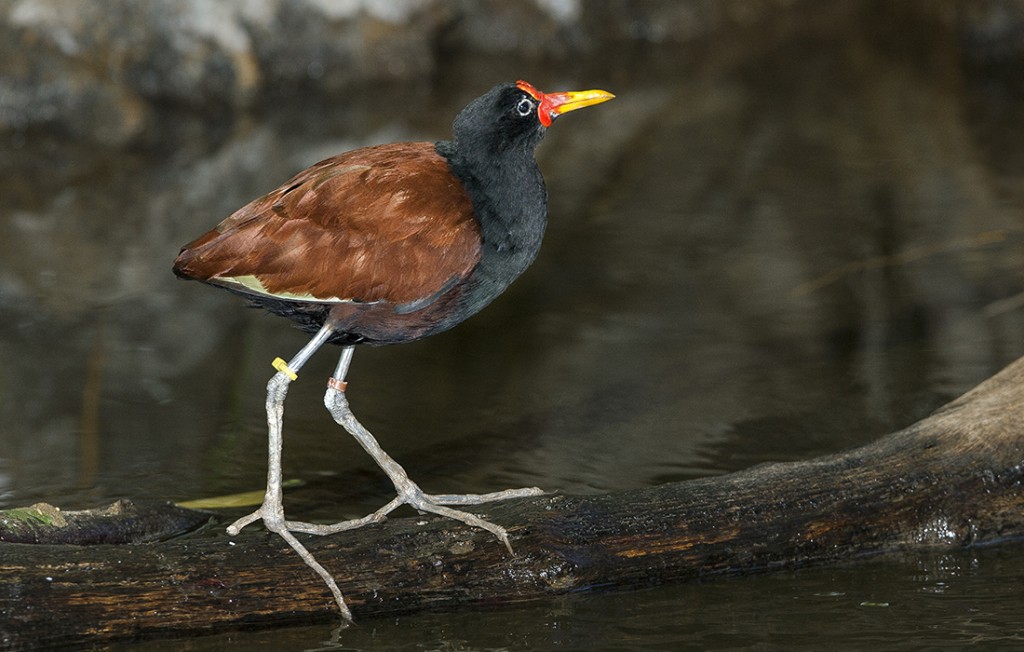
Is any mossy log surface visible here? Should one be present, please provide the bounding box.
[2,359,1023,650]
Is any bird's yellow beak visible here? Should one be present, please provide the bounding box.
[543,89,616,119]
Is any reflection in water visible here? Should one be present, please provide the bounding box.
[1,4,1023,649]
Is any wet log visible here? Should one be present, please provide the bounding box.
[2,358,1024,650]
[0,499,210,545]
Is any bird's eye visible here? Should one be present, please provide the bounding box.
[516,97,535,117]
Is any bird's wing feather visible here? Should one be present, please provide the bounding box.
[173,142,481,306]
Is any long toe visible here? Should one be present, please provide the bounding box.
[288,495,405,536]
[427,486,544,505]
[287,512,387,536]
[226,509,265,536]
[407,497,516,554]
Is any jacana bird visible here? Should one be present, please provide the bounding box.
[173,80,614,619]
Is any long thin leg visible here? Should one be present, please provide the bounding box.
[224,323,352,621]
[287,347,544,553]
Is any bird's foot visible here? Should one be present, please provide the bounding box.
[288,482,544,554]
[226,503,353,622]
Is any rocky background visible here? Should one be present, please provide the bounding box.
[1,0,1022,146]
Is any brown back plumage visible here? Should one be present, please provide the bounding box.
[173,142,481,306]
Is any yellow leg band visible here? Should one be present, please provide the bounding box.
[272,357,298,381]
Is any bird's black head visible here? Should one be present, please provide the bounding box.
[451,82,546,157]
[450,81,614,159]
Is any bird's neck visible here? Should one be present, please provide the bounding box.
[436,140,548,276]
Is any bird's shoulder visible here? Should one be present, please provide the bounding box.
[218,142,473,233]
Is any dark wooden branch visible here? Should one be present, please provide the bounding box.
[3,358,1024,649]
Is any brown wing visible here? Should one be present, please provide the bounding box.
[173,142,481,306]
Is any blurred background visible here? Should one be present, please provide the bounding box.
[2,0,1023,649]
